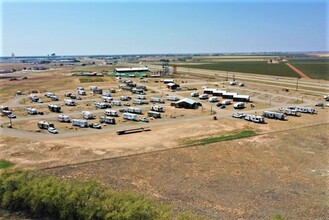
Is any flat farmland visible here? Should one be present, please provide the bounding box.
[289,59,329,80]
[175,61,299,77]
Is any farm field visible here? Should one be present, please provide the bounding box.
[175,61,299,77]
[289,59,329,80]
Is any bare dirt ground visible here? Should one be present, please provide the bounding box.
[45,124,329,219]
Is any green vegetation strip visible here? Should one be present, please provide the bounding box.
[0,161,12,169]
[0,170,202,220]
[79,77,105,83]
[184,130,257,147]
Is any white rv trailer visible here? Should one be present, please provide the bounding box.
[262,111,285,120]
[57,114,70,122]
[288,106,316,114]
[112,100,122,106]
[81,111,95,119]
[37,121,54,129]
[48,104,61,113]
[199,94,209,100]
[148,111,161,118]
[64,99,76,106]
[277,108,300,116]
[150,105,164,112]
[27,108,38,115]
[233,102,245,109]
[166,96,180,101]
[99,116,116,124]
[137,95,146,100]
[72,119,88,128]
[95,102,110,109]
[102,96,113,102]
[208,97,218,102]
[133,99,148,105]
[127,107,142,114]
[150,97,165,103]
[105,109,118,117]
[244,114,265,123]
[122,112,138,121]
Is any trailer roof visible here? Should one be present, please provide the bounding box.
[176,98,197,105]
[223,92,238,96]
[233,94,250,99]
[114,67,148,72]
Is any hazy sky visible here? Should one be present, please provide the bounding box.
[1,0,328,56]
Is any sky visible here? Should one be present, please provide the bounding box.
[0,0,328,56]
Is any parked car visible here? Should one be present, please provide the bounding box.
[7,114,16,118]
[216,103,226,109]
[48,127,58,134]
[315,102,324,107]
[89,123,102,129]
[139,117,149,123]
[232,113,246,119]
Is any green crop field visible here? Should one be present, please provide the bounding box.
[176,61,299,77]
[289,59,329,80]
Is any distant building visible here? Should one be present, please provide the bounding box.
[114,67,149,77]
[114,67,149,73]
[32,66,48,70]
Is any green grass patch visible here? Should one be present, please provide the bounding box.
[183,130,257,147]
[0,160,12,169]
[176,61,298,77]
[79,77,105,83]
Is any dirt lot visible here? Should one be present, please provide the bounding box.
[45,124,329,219]
[1,64,329,219]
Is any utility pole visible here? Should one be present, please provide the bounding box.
[296,77,300,91]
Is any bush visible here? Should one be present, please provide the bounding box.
[0,170,197,220]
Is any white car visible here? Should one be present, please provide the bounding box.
[7,114,16,118]
[139,117,149,123]
[232,113,246,119]
[48,127,58,134]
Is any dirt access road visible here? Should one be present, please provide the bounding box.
[286,63,311,79]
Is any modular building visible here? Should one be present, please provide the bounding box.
[212,90,226,96]
[222,92,238,99]
[233,95,250,102]
[203,88,217,94]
